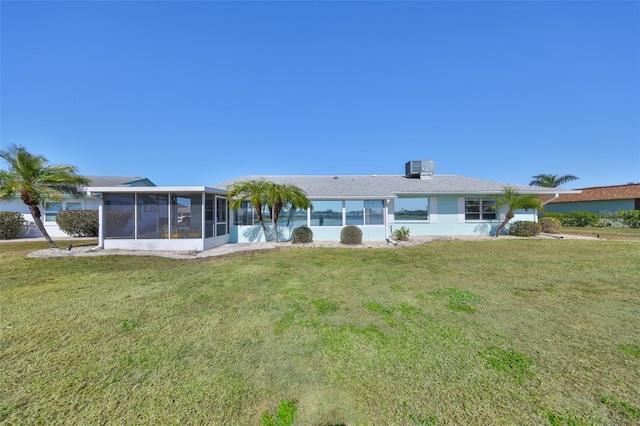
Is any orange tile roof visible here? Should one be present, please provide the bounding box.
[550,184,640,203]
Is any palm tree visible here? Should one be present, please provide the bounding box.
[494,186,543,237]
[264,182,311,241]
[529,174,578,188]
[226,179,310,242]
[226,179,270,239]
[0,144,89,248]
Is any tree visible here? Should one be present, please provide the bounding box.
[529,174,578,188]
[226,179,270,239]
[0,144,89,248]
[264,182,311,241]
[493,186,543,237]
[226,179,311,242]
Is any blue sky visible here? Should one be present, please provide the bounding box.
[1,1,638,188]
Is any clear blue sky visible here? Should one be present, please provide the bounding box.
[1,1,638,188]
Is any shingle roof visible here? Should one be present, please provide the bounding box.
[84,176,155,187]
[549,184,640,203]
[217,175,568,199]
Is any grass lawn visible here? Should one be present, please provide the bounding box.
[1,238,639,425]
[560,226,640,241]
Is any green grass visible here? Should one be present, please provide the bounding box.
[1,239,639,425]
[560,226,640,241]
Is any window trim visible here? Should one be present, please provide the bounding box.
[44,200,85,223]
[464,197,497,221]
[393,197,430,222]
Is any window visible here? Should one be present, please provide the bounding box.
[44,201,85,222]
[66,202,83,211]
[205,194,214,237]
[345,201,363,225]
[44,202,63,222]
[364,200,384,225]
[136,194,168,239]
[171,194,203,239]
[277,205,308,227]
[345,200,384,225]
[216,197,227,236]
[311,200,342,226]
[465,198,496,220]
[395,197,429,221]
[234,201,254,226]
[105,194,135,238]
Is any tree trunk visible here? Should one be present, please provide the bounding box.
[254,205,272,241]
[272,205,282,242]
[494,211,514,238]
[286,207,296,226]
[28,205,58,248]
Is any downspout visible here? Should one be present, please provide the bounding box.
[384,199,389,242]
[385,198,398,245]
[88,191,104,251]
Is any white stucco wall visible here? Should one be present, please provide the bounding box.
[0,198,100,238]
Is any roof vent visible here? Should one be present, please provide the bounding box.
[405,160,435,179]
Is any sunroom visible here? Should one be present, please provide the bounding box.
[86,186,229,251]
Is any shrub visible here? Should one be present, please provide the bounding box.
[508,221,541,237]
[340,225,362,245]
[0,211,25,240]
[56,210,99,237]
[542,212,567,223]
[540,217,562,234]
[543,211,599,227]
[566,211,600,227]
[619,210,640,228]
[392,226,410,241]
[292,226,313,243]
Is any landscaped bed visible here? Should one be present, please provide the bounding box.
[1,238,639,425]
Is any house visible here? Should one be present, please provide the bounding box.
[543,184,640,214]
[0,176,155,238]
[86,161,577,251]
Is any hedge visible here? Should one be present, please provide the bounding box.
[0,211,25,239]
[56,210,99,237]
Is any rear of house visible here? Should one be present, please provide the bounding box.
[219,161,573,243]
[82,161,576,251]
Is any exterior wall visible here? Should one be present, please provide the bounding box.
[544,199,636,214]
[231,224,386,242]
[391,196,536,237]
[228,195,540,242]
[0,197,100,238]
[103,236,229,251]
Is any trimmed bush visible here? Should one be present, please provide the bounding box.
[508,221,541,237]
[0,211,25,240]
[292,226,313,244]
[340,225,362,245]
[56,210,99,237]
[540,217,562,234]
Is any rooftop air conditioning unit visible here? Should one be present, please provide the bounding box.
[405,160,435,178]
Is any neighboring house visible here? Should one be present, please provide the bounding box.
[86,161,577,251]
[0,176,155,238]
[543,184,640,214]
